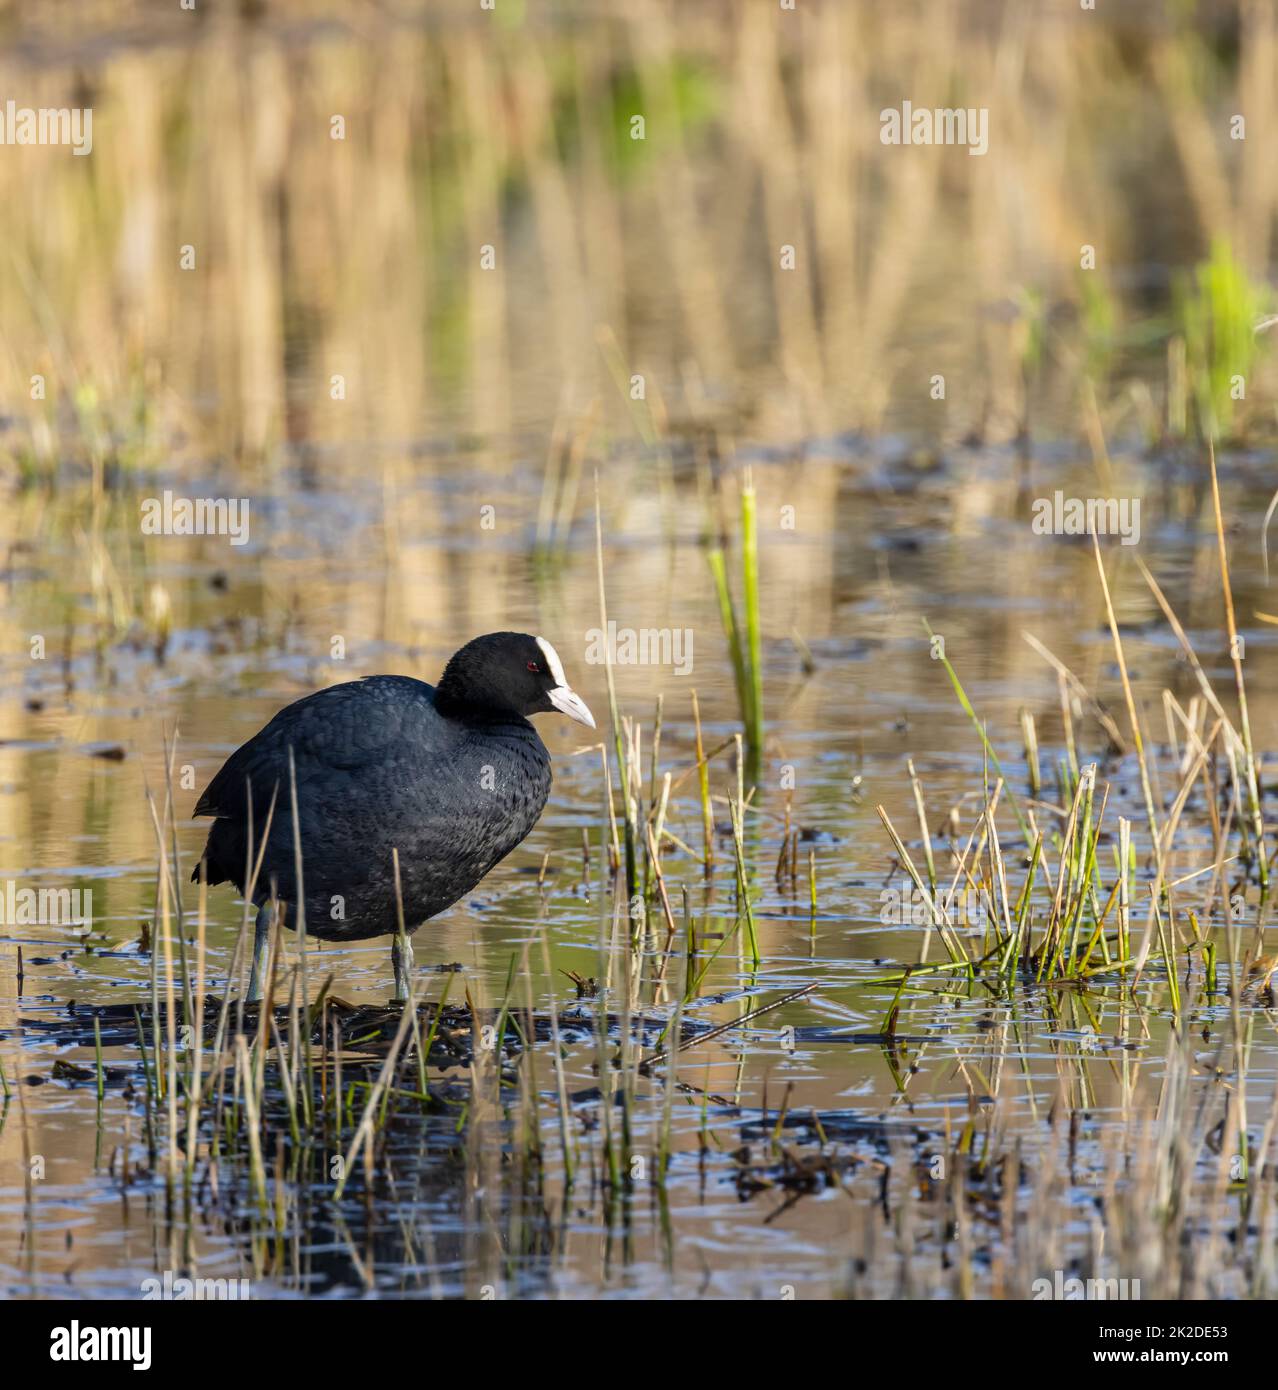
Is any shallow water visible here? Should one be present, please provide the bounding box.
[3,0,1278,1303]
[3,443,1278,1299]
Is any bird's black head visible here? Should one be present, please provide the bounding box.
[435,632,595,728]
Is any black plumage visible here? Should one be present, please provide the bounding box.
[192,632,595,996]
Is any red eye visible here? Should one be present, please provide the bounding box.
[527,660,540,673]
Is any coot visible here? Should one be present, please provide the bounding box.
[192,632,595,1000]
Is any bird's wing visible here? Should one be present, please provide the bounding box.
[193,678,434,820]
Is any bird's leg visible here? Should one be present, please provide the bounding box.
[247,902,272,1004]
[392,930,415,1003]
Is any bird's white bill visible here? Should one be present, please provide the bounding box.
[548,685,596,729]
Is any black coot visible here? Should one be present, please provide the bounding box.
[192,632,595,1000]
